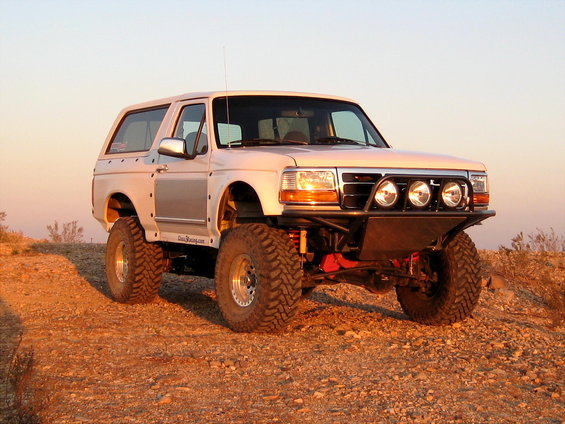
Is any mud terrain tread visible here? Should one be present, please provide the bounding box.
[215,224,302,332]
[396,231,481,325]
[106,217,163,304]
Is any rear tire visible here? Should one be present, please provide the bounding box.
[215,224,302,332]
[396,232,481,325]
[105,217,163,303]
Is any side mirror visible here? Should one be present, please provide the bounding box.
[157,137,197,159]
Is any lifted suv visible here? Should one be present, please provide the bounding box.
[93,91,495,332]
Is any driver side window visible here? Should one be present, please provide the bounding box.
[174,104,208,155]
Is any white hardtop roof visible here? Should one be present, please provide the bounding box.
[122,90,357,112]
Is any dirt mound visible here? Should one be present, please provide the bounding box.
[0,232,41,256]
[1,244,563,423]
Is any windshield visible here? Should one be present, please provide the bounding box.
[212,96,387,148]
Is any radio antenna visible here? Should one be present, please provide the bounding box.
[223,46,231,147]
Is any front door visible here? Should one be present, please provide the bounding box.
[154,101,210,241]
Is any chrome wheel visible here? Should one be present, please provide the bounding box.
[229,254,256,307]
[215,224,303,332]
[114,240,129,283]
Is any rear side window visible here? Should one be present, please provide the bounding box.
[107,106,169,154]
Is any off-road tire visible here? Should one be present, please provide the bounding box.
[215,224,302,332]
[105,217,163,303]
[396,231,481,325]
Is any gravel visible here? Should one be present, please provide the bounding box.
[1,243,563,423]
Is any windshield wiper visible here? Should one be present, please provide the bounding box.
[229,138,278,146]
[228,138,308,147]
[314,136,365,145]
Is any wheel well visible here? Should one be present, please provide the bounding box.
[106,193,137,223]
[217,182,265,233]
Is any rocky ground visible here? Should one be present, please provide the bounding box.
[1,243,563,423]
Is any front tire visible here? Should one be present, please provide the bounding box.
[396,232,481,325]
[215,224,302,332]
[105,217,163,303]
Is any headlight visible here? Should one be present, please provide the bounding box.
[470,174,488,193]
[470,174,489,205]
[441,181,463,208]
[408,181,432,208]
[374,180,398,208]
[280,170,338,204]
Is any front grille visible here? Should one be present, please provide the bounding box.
[341,172,381,209]
[338,170,471,212]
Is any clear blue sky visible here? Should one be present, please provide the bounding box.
[1,0,564,249]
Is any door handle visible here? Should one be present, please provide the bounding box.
[156,164,168,173]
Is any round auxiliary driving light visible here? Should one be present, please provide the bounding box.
[408,181,432,208]
[441,182,463,208]
[374,180,398,208]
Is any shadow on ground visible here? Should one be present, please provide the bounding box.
[308,290,407,321]
[29,242,407,328]
[159,274,225,327]
[30,243,226,327]
[32,242,111,299]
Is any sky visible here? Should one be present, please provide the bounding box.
[0,0,564,249]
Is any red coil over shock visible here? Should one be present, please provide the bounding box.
[287,229,300,250]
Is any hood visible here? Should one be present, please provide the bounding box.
[271,145,486,171]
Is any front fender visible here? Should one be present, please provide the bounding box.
[208,170,286,244]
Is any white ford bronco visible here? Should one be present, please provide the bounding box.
[93,91,495,332]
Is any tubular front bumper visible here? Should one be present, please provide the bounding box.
[281,209,496,260]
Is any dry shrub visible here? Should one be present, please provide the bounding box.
[2,338,46,424]
[46,220,84,243]
[508,227,565,252]
[491,228,565,326]
[0,212,31,255]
